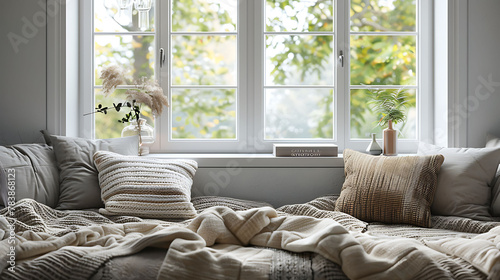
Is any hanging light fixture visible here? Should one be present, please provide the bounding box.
[116,0,133,26]
[134,0,153,31]
[114,0,152,31]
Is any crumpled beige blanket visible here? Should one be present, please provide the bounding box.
[2,199,500,280]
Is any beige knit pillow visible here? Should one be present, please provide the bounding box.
[93,151,198,219]
[335,149,444,227]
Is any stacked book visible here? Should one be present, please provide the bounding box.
[273,144,338,157]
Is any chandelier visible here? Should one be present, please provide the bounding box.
[115,0,153,31]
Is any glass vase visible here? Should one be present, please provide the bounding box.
[121,118,154,155]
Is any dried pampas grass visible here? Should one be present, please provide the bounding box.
[126,78,169,117]
[101,65,169,117]
[100,65,125,96]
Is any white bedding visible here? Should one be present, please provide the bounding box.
[2,197,500,279]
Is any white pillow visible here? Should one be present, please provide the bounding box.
[418,143,500,220]
[93,151,198,219]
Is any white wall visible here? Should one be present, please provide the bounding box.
[192,167,345,207]
[0,0,47,145]
[434,0,449,147]
[467,0,500,147]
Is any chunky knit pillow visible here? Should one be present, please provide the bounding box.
[335,149,444,227]
[93,151,198,219]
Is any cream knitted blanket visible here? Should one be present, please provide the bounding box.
[1,199,500,279]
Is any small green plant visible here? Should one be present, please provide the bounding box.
[368,88,408,127]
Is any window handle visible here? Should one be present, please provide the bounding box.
[338,50,344,67]
[160,48,166,68]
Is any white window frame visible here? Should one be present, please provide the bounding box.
[80,0,433,154]
[345,0,433,153]
[252,0,342,152]
[155,0,248,153]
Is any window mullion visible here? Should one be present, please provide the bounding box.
[156,0,169,152]
[251,0,264,152]
[337,0,348,151]
[81,0,94,139]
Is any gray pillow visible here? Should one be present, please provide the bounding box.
[486,133,500,148]
[50,135,139,210]
[0,144,59,208]
[486,134,500,215]
[492,168,500,216]
[418,142,500,220]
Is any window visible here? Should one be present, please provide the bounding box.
[83,0,430,153]
[87,0,157,140]
[169,0,238,140]
[263,1,334,140]
[348,0,418,145]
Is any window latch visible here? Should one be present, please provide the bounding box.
[338,50,344,67]
[160,48,166,68]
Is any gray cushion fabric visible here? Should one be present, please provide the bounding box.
[492,168,500,216]
[486,134,500,216]
[0,161,5,208]
[0,144,59,208]
[486,134,500,148]
[51,135,139,210]
[40,130,52,146]
[418,142,500,220]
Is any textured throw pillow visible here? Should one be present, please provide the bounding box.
[50,135,139,210]
[0,144,59,208]
[418,143,500,220]
[93,151,198,219]
[335,149,444,227]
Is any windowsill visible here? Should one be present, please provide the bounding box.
[147,152,417,168]
[147,153,345,168]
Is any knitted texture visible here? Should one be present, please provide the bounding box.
[191,196,273,213]
[93,151,198,219]
[2,198,496,279]
[277,197,368,233]
[335,149,444,227]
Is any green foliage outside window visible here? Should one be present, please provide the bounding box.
[94,0,417,140]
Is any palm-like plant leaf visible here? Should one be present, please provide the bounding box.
[368,88,408,127]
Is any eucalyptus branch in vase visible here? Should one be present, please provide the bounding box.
[85,64,169,155]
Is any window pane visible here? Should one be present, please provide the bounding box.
[172,35,237,86]
[266,35,334,86]
[265,89,333,139]
[171,89,236,139]
[350,89,416,139]
[95,35,155,85]
[266,0,334,32]
[94,88,155,139]
[172,0,237,32]
[94,0,155,32]
[350,35,416,86]
[350,0,416,32]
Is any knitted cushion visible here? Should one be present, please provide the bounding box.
[335,149,444,227]
[93,151,198,219]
